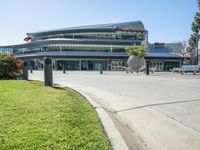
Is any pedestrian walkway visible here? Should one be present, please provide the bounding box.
[30,71,200,150]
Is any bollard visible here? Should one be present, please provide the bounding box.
[62,65,66,74]
[30,66,33,73]
[44,58,53,87]
[100,69,103,74]
[23,61,28,80]
[100,64,103,74]
[146,61,150,75]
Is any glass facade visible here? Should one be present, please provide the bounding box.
[14,31,146,54]
[31,58,127,71]
[32,31,146,42]
[0,48,13,54]
[149,59,181,71]
[28,57,182,72]
[14,43,135,54]
[11,21,149,60]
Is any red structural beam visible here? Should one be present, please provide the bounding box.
[24,36,32,42]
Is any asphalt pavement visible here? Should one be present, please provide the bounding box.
[29,71,200,150]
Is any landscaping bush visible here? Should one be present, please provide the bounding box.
[0,54,22,79]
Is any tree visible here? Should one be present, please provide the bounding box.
[125,44,147,57]
[125,44,148,73]
[188,0,200,64]
[187,34,197,64]
[180,40,190,64]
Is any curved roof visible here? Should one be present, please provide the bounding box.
[27,21,145,38]
[1,38,141,49]
[148,44,172,53]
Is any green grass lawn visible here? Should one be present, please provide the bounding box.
[0,80,112,150]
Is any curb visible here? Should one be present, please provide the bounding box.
[58,85,129,150]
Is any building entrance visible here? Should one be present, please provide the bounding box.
[163,62,180,71]
[149,62,164,71]
[88,61,94,70]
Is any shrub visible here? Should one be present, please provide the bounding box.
[0,54,22,79]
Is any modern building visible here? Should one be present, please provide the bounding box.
[0,21,183,71]
[148,43,183,71]
[0,48,13,55]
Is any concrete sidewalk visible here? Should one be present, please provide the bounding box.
[29,71,200,150]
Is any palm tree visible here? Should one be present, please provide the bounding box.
[188,0,200,64]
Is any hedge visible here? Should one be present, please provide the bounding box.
[0,54,22,79]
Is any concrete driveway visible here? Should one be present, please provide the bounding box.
[29,71,200,150]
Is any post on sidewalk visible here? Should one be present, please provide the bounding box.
[100,64,103,74]
[62,65,66,74]
[30,66,33,73]
[44,57,53,87]
[23,61,28,80]
[146,61,150,75]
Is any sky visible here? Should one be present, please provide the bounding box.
[0,0,197,45]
